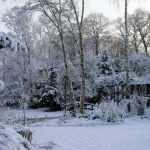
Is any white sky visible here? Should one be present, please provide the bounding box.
[0,0,150,31]
[85,0,150,18]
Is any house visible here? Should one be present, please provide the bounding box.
[129,77,150,97]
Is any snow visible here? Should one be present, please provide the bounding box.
[0,124,34,150]
[31,118,150,150]
[0,80,4,91]
[130,75,150,85]
[0,107,61,125]
[24,109,150,150]
[1,108,150,150]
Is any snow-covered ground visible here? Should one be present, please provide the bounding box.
[31,118,150,150]
[0,107,61,125]
[1,107,150,150]
[31,109,150,150]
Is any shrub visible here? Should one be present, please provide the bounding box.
[0,125,34,150]
[92,101,125,122]
[122,95,147,116]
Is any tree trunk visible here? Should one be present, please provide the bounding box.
[59,30,70,113]
[124,0,129,98]
[79,30,85,114]
[59,0,71,113]
[133,26,139,54]
[70,0,85,114]
[133,36,139,54]
[26,43,32,101]
[139,29,149,56]
[95,32,99,56]
[125,0,129,83]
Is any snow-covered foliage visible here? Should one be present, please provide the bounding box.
[0,2,150,119]
[95,52,127,90]
[0,124,34,150]
[48,66,57,88]
[0,80,5,91]
[56,51,126,102]
[15,126,32,143]
[129,53,150,76]
[30,81,61,111]
[96,51,114,76]
[0,32,31,106]
[92,101,125,122]
[121,95,147,115]
[0,2,150,150]
[0,32,16,50]
[95,72,126,88]
[70,56,98,99]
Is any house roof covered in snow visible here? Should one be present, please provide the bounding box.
[129,75,150,85]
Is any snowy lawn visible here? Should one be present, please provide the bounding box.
[0,107,62,125]
[1,107,150,150]
[31,118,150,150]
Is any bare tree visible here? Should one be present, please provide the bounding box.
[128,16,141,54]
[114,0,129,80]
[2,7,33,100]
[133,9,150,56]
[70,0,85,114]
[83,13,109,56]
[124,0,129,85]
[38,0,72,112]
[116,16,141,54]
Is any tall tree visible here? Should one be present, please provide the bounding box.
[38,0,71,112]
[83,13,109,56]
[124,0,129,84]
[128,15,141,54]
[133,9,150,56]
[114,0,129,83]
[2,6,33,101]
[70,0,85,114]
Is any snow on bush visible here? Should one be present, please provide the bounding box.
[129,53,150,76]
[0,80,4,91]
[14,125,33,143]
[95,72,126,89]
[121,95,147,116]
[0,124,34,150]
[92,101,125,122]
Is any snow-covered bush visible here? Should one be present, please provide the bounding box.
[57,61,80,101]
[129,53,150,76]
[95,72,126,89]
[0,124,34,150]
[30,82,61,111]
[121,95,147,116]
[0,32,32,107]
[92,101,126,122]
[96,51,114,76]
[48,66,57,88]
[16,127,32,143]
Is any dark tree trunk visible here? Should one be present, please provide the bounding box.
[79,30,85,114]
[95,32,99,56]
[139,29,149,56]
